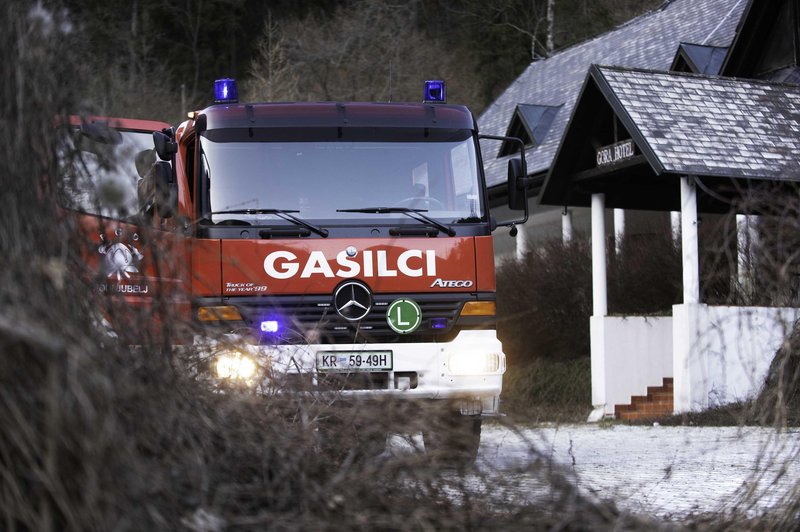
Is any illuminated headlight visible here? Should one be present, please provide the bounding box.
[448,352,502,375]
[214,351,258,382]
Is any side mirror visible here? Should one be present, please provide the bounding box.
[153,161,177,218]
[478,133,530,232]
[507,158,526,211]
[153,130,178,160]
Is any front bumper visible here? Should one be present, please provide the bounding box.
[199,329,506,415]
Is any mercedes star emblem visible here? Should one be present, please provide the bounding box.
[334,281,372,321]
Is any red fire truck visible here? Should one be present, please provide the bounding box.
[67,80,530,462]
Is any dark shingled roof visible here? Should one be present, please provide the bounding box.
[478,0,747,189]
[540,65,800,212]
[601,66,800,180]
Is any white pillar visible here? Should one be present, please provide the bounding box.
[592,194,608,316]
[671,211,681,246]
[562,208,573,244]
[736,214,758,294]
[515,224,528,261]
[588,193,608,422]
[613,208,625,255]
[680,176,700,304]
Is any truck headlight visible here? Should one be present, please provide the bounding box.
[448,352,502,375]
[214,351,259,382]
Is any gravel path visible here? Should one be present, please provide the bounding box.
[476,423,800,518]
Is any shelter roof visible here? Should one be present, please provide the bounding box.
[540,65,800,212]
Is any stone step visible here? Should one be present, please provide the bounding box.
[614,377,674,420]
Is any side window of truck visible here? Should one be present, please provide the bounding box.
[450,140,479,212]
[58,124,156,220]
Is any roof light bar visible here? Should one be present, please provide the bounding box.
[214,78,238,104]
[423,80,446,103]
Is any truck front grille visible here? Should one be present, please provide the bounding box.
[229,293,480,344]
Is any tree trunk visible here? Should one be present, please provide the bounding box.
[546,0,555,56]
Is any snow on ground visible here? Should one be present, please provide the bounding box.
[476,423,800,519]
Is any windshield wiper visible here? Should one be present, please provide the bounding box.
[337,207,455,237]
[204,209,329,238]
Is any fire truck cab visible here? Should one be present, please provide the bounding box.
[145,80,529,462]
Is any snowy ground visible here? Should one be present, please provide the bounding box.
[473,423,800,519]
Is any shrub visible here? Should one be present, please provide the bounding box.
[608,230,681,315]
[496,237,592,365]
[497,230,682,365]
[502,357,592,422]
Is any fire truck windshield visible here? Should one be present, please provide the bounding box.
[199,127,483,224]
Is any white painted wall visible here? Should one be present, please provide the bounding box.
[592,305,799,418]
[673,304,800,412]
[592,316,674,416]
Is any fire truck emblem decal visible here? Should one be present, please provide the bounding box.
[98,231,143,281]
[333,281,372,321]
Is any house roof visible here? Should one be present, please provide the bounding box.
[540,65,800,212]
[478,0,748,189]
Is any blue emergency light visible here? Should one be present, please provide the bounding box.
[423,80,446,103]
[430,318,448,330]
[214,78,238,104]
[260,319,280,333]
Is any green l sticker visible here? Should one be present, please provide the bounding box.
[386,298,422,334]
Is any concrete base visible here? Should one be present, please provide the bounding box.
[587,405,607,423]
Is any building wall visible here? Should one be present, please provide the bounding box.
[592,315,674,415]
[673,303,800,412]
[590,305,799,417]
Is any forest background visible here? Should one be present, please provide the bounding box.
[67,0,662,122]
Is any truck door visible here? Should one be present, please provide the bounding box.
[58,116,189,343]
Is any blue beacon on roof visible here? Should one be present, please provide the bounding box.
[424,80,446,103]
[214,78,238,104]
[215,78,444,105]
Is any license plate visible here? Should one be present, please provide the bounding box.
[316,351,393,372]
